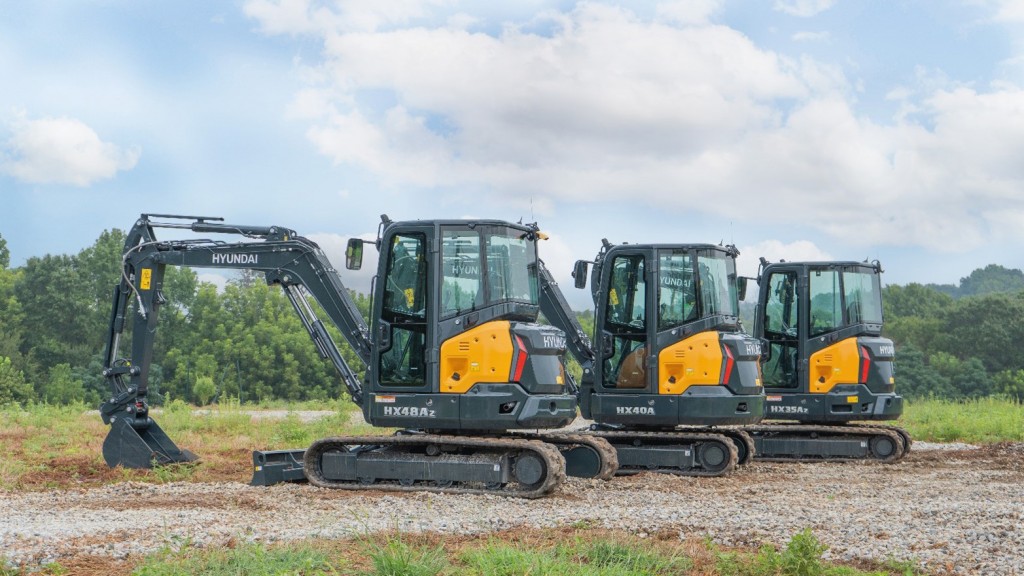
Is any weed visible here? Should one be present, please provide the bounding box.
[901,397,1024,442]
[459,542,557,576]
[781,529,828,576]
[884,556,925,576]
[577,538,692,574]
[150,462,197,484]
[271,413,313,447]
[364,536,448,576]
[133,540,337,576]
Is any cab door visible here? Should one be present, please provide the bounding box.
[760,267,805,392]
[371,227,432,394]
[596,250,653,393]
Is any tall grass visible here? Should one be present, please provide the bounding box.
[901,397,1024,443]
[118,529,905,576]
[133,541,338,576]
[0,398,369,489]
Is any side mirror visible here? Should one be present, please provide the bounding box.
[346,238,364,270]
[573,260,589,289]
[737,277,748,301]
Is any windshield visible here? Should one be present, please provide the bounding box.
[441,225,538,317]
[843,268,883,325]
[696,251,739,317]
[657,251,695,330]
[657,249,738,330]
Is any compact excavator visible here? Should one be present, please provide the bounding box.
[536,240,765,476]
[743,258,911,462]
[99,213,616,498]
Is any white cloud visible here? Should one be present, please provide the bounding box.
[245,1,1024,257]
[197,272,231,292]
[792,30,830,42]
[0,114,140,186]
[773,0,836,18]
[990,0,1024,22]
[736,239,832,279]
[244,0,453,35]
[655,0,723,25]
[308,231,379,294]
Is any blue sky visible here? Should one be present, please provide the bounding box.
[2,0,1024,309]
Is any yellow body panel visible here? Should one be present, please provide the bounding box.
[439,321,514,394]
[808,338,860,394]
[658,331,723,395]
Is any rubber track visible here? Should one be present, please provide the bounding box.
[745,424,906,463]
[303,435,566,499]
[516,432,619,480]
[870,424,913,456]
[586,430,739,477]
[675,427,756,466]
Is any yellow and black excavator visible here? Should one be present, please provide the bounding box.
[742,258,911,461]
[536,240,765,476]
[99,213,616,498]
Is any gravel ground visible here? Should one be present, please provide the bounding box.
[2,441,1021,575]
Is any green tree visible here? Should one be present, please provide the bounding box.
[0,356,32,405]
[14,253,93,369]
[41,363,89,405]
[0,264,26,366]
[935,293,1024,374]
[958,264,1024,297]
[883,283,953,318]
[0,232,9,269]
[929,352,991,399]
[193,375,216,406]
[894,344,955,399]
[992,369,1024,402]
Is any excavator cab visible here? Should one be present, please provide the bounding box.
[754,260,902,422]
[581,243,764,428]
[542,242,764,476]
[745,259,909,462]
[358,219,576,431]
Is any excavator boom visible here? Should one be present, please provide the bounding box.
[100,214,370,469]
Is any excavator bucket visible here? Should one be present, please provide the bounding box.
[102,417,198,469]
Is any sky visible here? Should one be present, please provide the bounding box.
[2,0,1024,309]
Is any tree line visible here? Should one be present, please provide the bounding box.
[1,230,1022,405]
[883,264,1024,401]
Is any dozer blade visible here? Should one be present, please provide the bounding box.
[250,449,307,486]
[102,416,198,469]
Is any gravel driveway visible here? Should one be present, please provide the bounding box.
[2,441,1021,574]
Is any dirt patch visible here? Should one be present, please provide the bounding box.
[16,455,127,490]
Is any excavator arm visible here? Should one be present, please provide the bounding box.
[100,213,371,470]
[536,259,600,415]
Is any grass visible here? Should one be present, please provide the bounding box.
[6,527,917,576]
[0,398,370,490]
[0,396,1020,489]
[133,541,339,576]
[899,396,1024,443]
